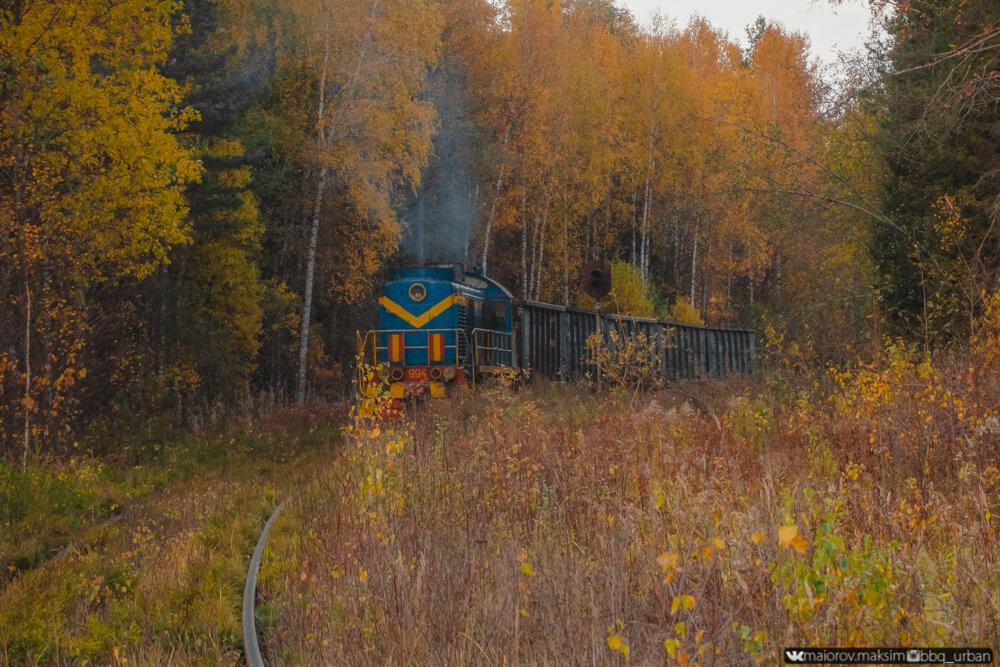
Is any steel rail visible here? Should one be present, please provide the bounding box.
[243,497,289,667]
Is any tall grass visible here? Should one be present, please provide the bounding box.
[0,405,344,665]
[2,343,997,665]
[261,347,998,665]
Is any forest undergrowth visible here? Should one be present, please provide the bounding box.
[0,404,345,665]
[261,342,999,665]
[2,341,998,665]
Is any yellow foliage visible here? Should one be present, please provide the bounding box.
[1,0,200,452]
[778,524,809,554]
[671,594,696,614]
[656,551,680,571]
[1,0,200,282]
[663,299,705,326]
[974,285,1000,368]
[606,629,630,661]
[217,167,253,190]
[608,261,656,318]
[578,261,656,318]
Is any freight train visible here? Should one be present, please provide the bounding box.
[357,264,755,399]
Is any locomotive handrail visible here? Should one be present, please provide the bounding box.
[356,329,475,389]
[358,328,469,364]
[471,328,514,368]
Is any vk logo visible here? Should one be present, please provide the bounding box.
[785,650,806,663]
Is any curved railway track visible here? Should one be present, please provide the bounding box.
[243,497,289,667]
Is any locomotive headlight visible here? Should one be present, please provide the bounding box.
[429,367,443,380]
[443,367,456,381]
[389,367,404,382]
[408,282,427,302]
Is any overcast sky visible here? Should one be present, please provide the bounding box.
[617,0,873,66]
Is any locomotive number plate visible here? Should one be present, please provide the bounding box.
[406,367,429,382]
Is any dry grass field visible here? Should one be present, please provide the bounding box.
[2,343,998,665]
[259,344,999,665]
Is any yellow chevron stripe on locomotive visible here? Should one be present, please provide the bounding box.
[377,293,459,329]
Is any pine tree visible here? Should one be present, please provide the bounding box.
[875,0,1000,339]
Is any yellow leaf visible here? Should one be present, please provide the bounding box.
[520,563,534,577]
[665,638,680,658]
[656,551,679,571]
[359,568,368,582]
[671,594,696,615]
[778,524,798,548]
[712,537,726,551]
[751,531,763,544]
[790,534,809,554]
[607,633,630,660]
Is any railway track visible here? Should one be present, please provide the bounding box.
[243,497,289,667]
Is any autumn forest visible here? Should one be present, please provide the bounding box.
[2,0,998,454]
[2,0,1000,663]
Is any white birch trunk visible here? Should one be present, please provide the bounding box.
[642,181,652,280]
[481,124,511,274]
[296,1,377,405]
[527,200,539,298]
[641,117,655,281]
[562,200,569,306]
[630,188,638,267]
[534,207,548,301]
[673,214,680,286]
[520,189,528,298]
[297,165,328,406]
[690,215,700,310]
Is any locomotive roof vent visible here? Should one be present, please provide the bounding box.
[423,263,463,279]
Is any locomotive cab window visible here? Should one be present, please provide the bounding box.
[489,302,507,330]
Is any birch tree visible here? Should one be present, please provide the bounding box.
[290,0,440,404]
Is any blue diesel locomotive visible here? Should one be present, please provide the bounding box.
[357,264,755,399]
[357,265,515,399]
